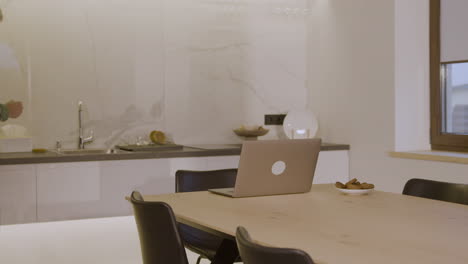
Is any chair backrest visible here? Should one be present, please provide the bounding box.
[130,191,189,264]
[175,169,238,192]
[174,169,237,257]
[235,226,315,264]
[402,178,468,205]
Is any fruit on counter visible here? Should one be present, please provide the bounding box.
[233,125,269,138]
[32,148,47,153]
[0,100,24,122]
[238,125,265,131]
[5,100,23,119]
[335,178,374,190]
[149,130,166,144]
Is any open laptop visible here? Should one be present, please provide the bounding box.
[209,138,321,198]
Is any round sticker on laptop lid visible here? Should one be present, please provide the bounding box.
[272,161,286,175]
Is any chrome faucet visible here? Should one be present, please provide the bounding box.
[78,101,93,149]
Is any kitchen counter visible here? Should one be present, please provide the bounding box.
[0,143,350,225]
[0,143,349,165]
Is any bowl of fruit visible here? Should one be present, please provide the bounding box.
[233,125,269,140]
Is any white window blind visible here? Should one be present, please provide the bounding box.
[441,0,468,63]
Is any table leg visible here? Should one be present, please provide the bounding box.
[211,238,239,264]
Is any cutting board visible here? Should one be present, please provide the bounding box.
[116,143,183,152]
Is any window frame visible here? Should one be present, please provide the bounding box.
[430,0,468,152]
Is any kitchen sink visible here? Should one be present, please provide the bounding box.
[58,149,118,155]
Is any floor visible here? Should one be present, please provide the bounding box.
[0,216,212,264]
[187,250,209,264]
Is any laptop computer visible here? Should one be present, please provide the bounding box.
[209,138,321,198]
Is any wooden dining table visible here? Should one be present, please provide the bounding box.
[143,184,468,264]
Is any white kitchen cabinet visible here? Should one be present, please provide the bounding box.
[99,159,174,217]
[36,162,102,222]
[168,156,240,176]
[0,165,36,225]
[169,157,211,177]
[1,150,349,224]
[36,159,176,221]
[205,155,241,170]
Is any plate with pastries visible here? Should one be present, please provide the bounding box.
[335,178,375,195]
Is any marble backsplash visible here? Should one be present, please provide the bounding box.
[0,0,310,149]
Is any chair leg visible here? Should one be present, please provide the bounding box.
[196,255,203,264]
[211,239,239,264]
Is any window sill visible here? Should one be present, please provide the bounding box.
[389,150,468,164]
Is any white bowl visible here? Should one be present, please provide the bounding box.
[335,187,374,195]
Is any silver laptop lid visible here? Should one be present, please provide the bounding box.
[233,138,321,197]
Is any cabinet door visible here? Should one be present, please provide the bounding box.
[100,159,174,217]
[36,159,176,222]
[168,156,240,177]
[205,156,240,170]
[169,157,209,177]
[36,162,101,222]
[0,165,36,225]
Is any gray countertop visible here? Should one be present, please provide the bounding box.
[0,143,349,165]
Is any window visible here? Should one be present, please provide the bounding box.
[441,62,468,134]
[430,0,468,151]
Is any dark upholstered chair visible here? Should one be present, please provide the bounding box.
[175,169,238,264]
[235,226,315,264]
[130,191,189,264]
[402,178,468,205]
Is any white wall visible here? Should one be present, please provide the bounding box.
[394,0,431,151]
[0,0,309,148]
[3,0,467,194]
[308,0,468,193]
